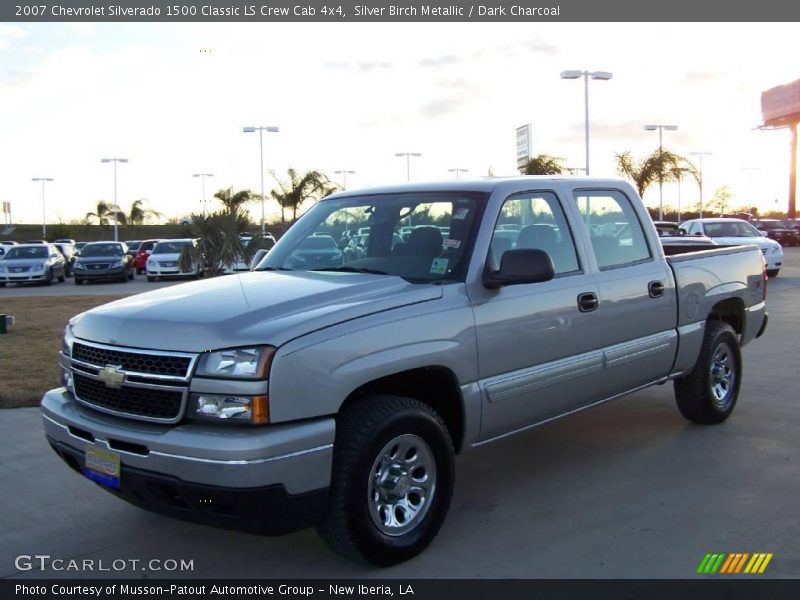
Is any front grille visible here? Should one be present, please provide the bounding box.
[9,266,30,273]
[73,373,183,420]
[87,263,110,270]
[72,342,191,378]
[159,261,177,267]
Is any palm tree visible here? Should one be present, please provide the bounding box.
[179,208,255,277]
[615,149,696,199]
[520,154,565,175]
[213,187,255,214]
[128,199,162,225]
[270,168,336,224]
[86,200,127,227]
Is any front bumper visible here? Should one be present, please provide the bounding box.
[147,268,197,278]
[74,266,126,279]
[41,389,334,533]
[0,271,47,283]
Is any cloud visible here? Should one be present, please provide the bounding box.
[420,97,464,118]
[324,60,392,72]
[419,54,461,68]
[522,38,557,55]
[684,70,726,85]
[0,24,28,51]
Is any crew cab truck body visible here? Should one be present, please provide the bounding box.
[42,177,768,565]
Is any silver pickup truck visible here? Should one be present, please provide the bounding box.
[42,177,768,566]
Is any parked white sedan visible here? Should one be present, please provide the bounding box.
[680,218,783,276]
[146,239,203,281]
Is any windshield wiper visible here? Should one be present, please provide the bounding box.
[312,266,391,275]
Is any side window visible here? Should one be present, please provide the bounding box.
[573,190,652,270]
[490,191,580,275]
[686,222,698,235]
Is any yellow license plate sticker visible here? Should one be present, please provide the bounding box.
[83,447,121,489]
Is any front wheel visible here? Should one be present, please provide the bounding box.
[317,396,454,566]
[767,269,779,278]
[674,321,742,424]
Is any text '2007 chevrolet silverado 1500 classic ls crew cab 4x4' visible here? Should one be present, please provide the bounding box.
[42,177,768,565]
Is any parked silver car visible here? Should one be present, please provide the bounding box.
[0,243,66,286]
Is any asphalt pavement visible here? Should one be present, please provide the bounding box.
[1,250,799,579]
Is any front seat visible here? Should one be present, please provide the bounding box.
[395,226,443,256]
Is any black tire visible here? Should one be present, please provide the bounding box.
[674,321,742,424]
[136,268,143,275]
[43,269,53,286]
[767,269,779,278]
[0,282,5,288]
[128,269,135,280]
[120,272,128,283]
[74,278,82,285]
[317,395,454,566]
[146,276,155,282]
[58,270,66,283]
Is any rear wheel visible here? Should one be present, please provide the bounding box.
[317,395,454,566]
[674,321,742,424]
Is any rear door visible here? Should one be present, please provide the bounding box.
[570,187,678,398]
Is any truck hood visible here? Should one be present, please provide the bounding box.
[71,271,443,352]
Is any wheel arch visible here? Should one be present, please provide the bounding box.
[709,297,746,335]
[340,366,466,454]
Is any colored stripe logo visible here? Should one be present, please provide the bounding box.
[697,553,773,574]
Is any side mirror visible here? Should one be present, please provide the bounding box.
[677,228,688,236]
[694,232,704,236]
[484,248,555,289]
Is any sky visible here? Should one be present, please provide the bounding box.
[0,21,797,227]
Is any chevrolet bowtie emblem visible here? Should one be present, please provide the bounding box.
[98,365,125,389]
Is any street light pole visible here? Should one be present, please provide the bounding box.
[690,151,713,219]
[395,152,421,181]
[740,167,759,211]
[334,170,356,190]
[447,168,468,179]
[100,158,128,241]
[192,173,214,217]
[243,125,279,236]
[644,124,678,221]
[31,177,54,239]
[560,70,613,175]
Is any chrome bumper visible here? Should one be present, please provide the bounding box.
[41,388,334,494]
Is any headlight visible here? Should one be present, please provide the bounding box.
[62,324,75,357]
[190,394,269,424]
[33,263,46,271]
[74,262,85,270]
[110,260,123,268]
[147,259,155,266]
[0,266,5,273]
[195,346,275,379]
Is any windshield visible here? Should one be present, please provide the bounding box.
[80,243,124,257]
[704,221,761,238]
[153,241,190,254]
[258,191,486,282]
[5,246,47,259]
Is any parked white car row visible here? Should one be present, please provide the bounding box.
[680,218,784,277]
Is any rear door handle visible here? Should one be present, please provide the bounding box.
[648,280,666,298]
[577,292,599,312]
